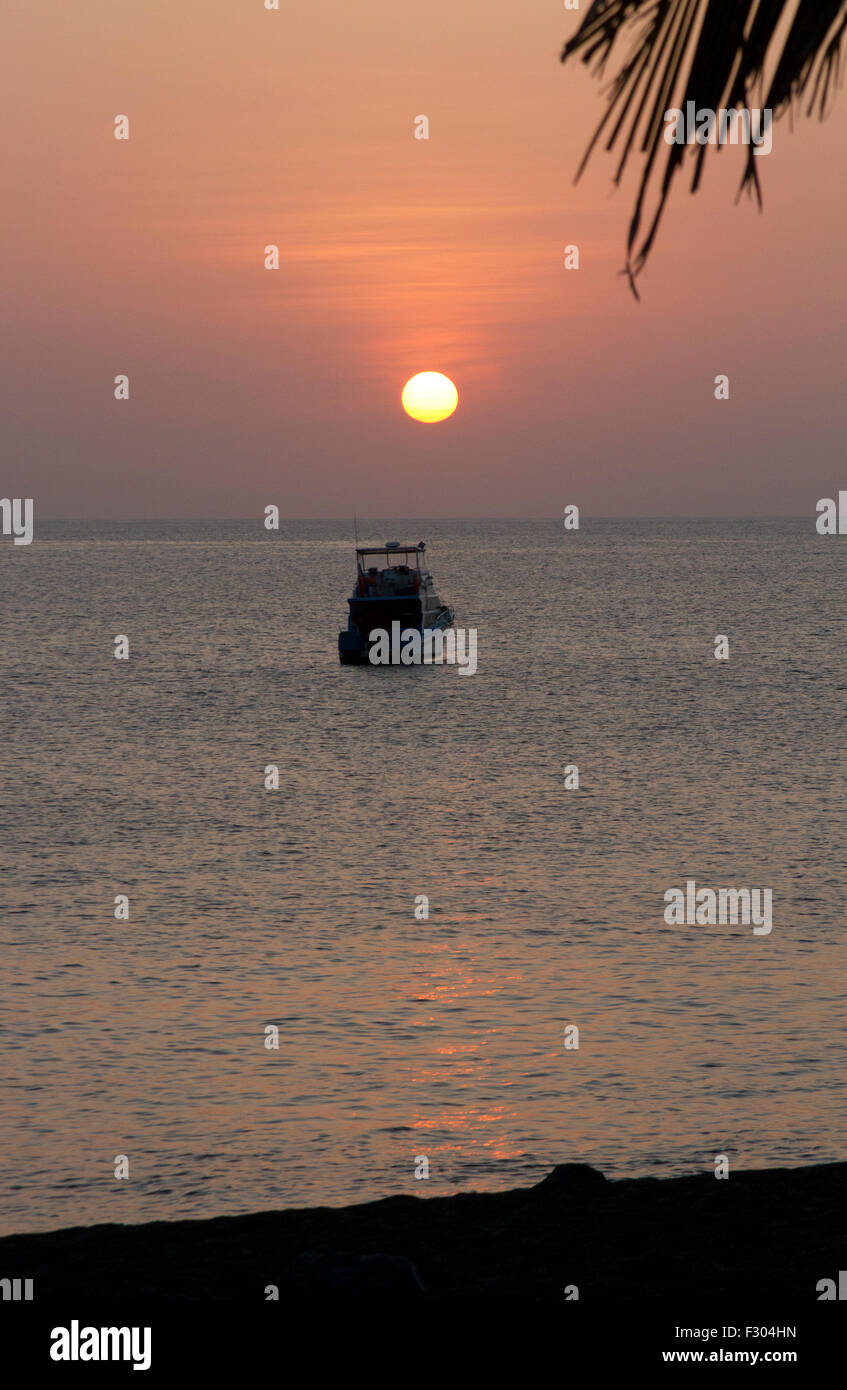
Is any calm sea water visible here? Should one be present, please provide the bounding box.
[1,519,845,1235]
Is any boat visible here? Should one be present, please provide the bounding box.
[338,540,454,664]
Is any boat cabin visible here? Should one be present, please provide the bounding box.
[355,541,427,598]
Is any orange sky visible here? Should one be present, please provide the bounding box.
[3,0,845,516]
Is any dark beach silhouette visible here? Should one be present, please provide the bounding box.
[2,1161,844,1300]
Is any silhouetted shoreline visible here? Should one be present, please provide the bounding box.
[2,1161,844,1301]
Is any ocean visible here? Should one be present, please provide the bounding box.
[1,518,845,1234]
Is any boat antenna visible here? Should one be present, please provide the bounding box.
[354,513,359,546]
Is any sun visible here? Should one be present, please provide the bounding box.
[401,371,459,423]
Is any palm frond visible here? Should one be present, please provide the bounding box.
[561,0,847,294]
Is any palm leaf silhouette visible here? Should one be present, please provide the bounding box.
[561,0,847,295]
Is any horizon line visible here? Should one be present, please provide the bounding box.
[32,514,817,523]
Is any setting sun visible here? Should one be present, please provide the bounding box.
[401,371,459,423]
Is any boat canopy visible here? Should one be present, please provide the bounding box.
[356,541,426,573]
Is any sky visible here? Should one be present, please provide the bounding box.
[3,0,846,518]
